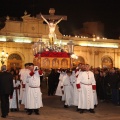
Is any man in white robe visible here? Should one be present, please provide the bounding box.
[19,63,29,106]
[60,70,67,101]
[75,63,82,78]
[71,70,79,106]
[76,64,96,113]
[61,70,74,108]
[75,64,85,111]
[55,70,66,98]
[26,63,43,115]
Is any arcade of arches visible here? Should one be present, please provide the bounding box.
[4,50,113,69]
[102,56,113,68]
[73,55,113,68]
[33,54,114,69]
[0,43,117,70]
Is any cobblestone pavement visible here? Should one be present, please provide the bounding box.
[1,83,120,120]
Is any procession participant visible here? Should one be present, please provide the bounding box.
[75,63,85,111]
[19,63,29,107]
[109,67,120,105]
[55,69,65,97]
[26,63,43,115]
[75,63,82,78]
[54,69,60,92]
[76,64,96,113]
[94,69,100,98]
[93,70,98,107]
[9,75,21,111]
[61,70,74,108]
[0,65,14,118]
[48,69,56,96]
[61,70,66,102]
[71,69,79,107]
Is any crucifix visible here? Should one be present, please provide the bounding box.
[36,8,67,46]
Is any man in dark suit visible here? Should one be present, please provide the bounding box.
[0,65,14,118]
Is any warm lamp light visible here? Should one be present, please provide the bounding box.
[0,50,8,65]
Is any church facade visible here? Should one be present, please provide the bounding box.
[0,13,120,70]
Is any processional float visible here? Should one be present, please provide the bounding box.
[32,8,77,69]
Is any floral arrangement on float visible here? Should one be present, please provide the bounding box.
[32,38,75,58]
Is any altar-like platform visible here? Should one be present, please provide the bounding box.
[33,51,71,69]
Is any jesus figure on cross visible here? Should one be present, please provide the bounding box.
[41,13,63,45]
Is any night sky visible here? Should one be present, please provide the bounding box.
[0,0,120,39]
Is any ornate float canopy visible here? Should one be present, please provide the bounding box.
[32,38,74,55]
[32,38,78,69]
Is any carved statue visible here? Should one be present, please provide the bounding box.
[41,13,63,45]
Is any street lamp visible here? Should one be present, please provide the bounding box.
[67,40,74,54]
[67,40,75,68]
[70,54,78,68]
[0,50,8,65]
[71,54,78,59]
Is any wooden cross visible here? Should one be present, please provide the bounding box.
[36,8,67,21]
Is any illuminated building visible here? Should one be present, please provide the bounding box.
[0,12,120,69]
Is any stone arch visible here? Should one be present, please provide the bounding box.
[8,51,25,62]
[72,56,85,67]
[101,55,113,68]
[8,54,22,60]
[7,53,23,70]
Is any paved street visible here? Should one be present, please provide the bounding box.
[1,83,120,120]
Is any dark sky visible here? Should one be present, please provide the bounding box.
[0,0,120,39]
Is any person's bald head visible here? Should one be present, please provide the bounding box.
[1,65,7,71]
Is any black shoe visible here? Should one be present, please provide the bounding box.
[1,115,6,118]
[28,112,32,115]
[64,105,68,108]
[10,109,14,112]
[94,105,97,108]
[35,112,40,115]
[76,108,80,111]
[80,109,84,114]
[24,108,28,111]
[25,109,28,113]
[19,100,22,104]
[89,109,95,113]
[15,109,19,111]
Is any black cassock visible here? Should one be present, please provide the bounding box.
[0,71,14,117]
